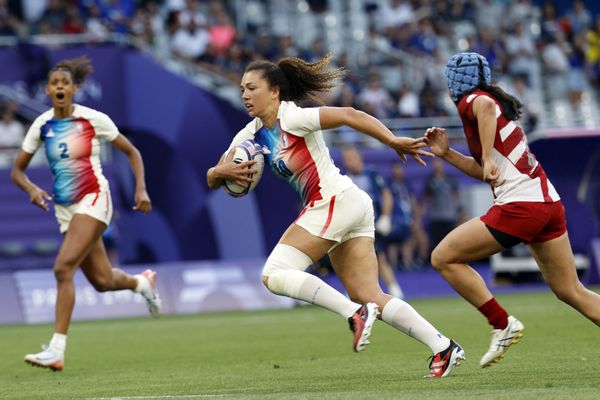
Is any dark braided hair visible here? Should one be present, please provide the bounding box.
[48,56,94,85]
[245,53,346,103]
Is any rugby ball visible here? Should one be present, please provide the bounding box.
[223,139,267,197]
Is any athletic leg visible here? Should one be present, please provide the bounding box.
[262,223,362,319]
[330,237,451,353]
[79,238,136,292]
[430,218,505,308]
[25,214,104,371]
[530,233,600,326]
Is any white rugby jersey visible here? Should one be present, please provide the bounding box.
[457,90,560,205]
[22,104,118,205]
[228,101,354,205]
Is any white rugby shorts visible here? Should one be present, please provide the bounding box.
[54,188,113,234]
[295,185,375,250]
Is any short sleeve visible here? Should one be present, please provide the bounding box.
[21,116,45,154]
[227,118,260,151]
[280,104,320,137]
[93,111,120,141]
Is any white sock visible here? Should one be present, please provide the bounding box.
[272,269,360,319]
[134,274,148,293]
[381,297,450,354]
[49,333,67,355]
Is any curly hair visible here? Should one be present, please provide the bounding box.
[48,56,94,85]
[245,53,346,103]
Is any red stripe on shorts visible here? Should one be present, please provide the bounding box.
[319,195,336,236]
[91,192,100,206]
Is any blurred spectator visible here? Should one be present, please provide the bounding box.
[358,73,395,119]
[341,146,404,299]
[0,0,25,37]
[473,25,505,73]
[37,0,66,34]
[386,162,429,270]
[542,31,570,99]
[567,33,587,105]
[397,83,419,118]
[540,0,561,41]
[208,10,235,57]
[409,18,438,57]
[94,0,135,34]
[171,16,210,61]
[85,4,110,41]
[0,101,25,167]
[566,0,592,35]
[503,21,536,83]
[419,85,447,117]
[178,0,207,28]
[381,0,413,31]
[423,158,461,254]
[62,7,85,34]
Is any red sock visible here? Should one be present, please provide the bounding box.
[478,298,509,330]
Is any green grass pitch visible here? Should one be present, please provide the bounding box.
[1,289,599,400]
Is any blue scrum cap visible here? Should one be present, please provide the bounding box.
[444,52,491,102]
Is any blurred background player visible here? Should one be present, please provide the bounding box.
[423,158,461,255]
[426,52,600,368]
[11,56,161,371]
[340,145,404,299]
[207,54,464,378]
[386,161,429,270]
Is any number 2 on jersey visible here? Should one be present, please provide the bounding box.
[58,142,69,159]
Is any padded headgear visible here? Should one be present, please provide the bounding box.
[445,52,491,102]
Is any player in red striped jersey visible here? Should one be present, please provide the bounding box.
[425,52,600,368]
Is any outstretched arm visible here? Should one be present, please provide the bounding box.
[319,106,433,166]
[11,150,52,211]
[111,134,152,214]
[424,127,484,181]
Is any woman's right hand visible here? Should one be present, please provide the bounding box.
[27,186,52,211]
[215,152,258,187]
[424,126,450,157]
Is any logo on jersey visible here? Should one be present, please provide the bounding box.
[46,129,55,138]
[271,159,293,178]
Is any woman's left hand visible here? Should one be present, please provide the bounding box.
[133,188,152,214]
[389,136,434,166]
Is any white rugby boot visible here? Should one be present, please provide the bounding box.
[24,345,64,371]
[137,269,162,317]
[480,315,525,368]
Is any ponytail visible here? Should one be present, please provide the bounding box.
[245,53,346,103]
[480,83,523,121]
[48,56,93,85]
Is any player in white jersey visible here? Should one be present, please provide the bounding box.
[11,57,162,371]
[207,54,465,378]
[426,52,600,368]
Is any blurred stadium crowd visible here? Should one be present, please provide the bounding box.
[1,0,600,134]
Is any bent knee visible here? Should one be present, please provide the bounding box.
[430,246,448,271]
[90,278,112,292]
[346,287,384,305]
[551,283,583,304]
